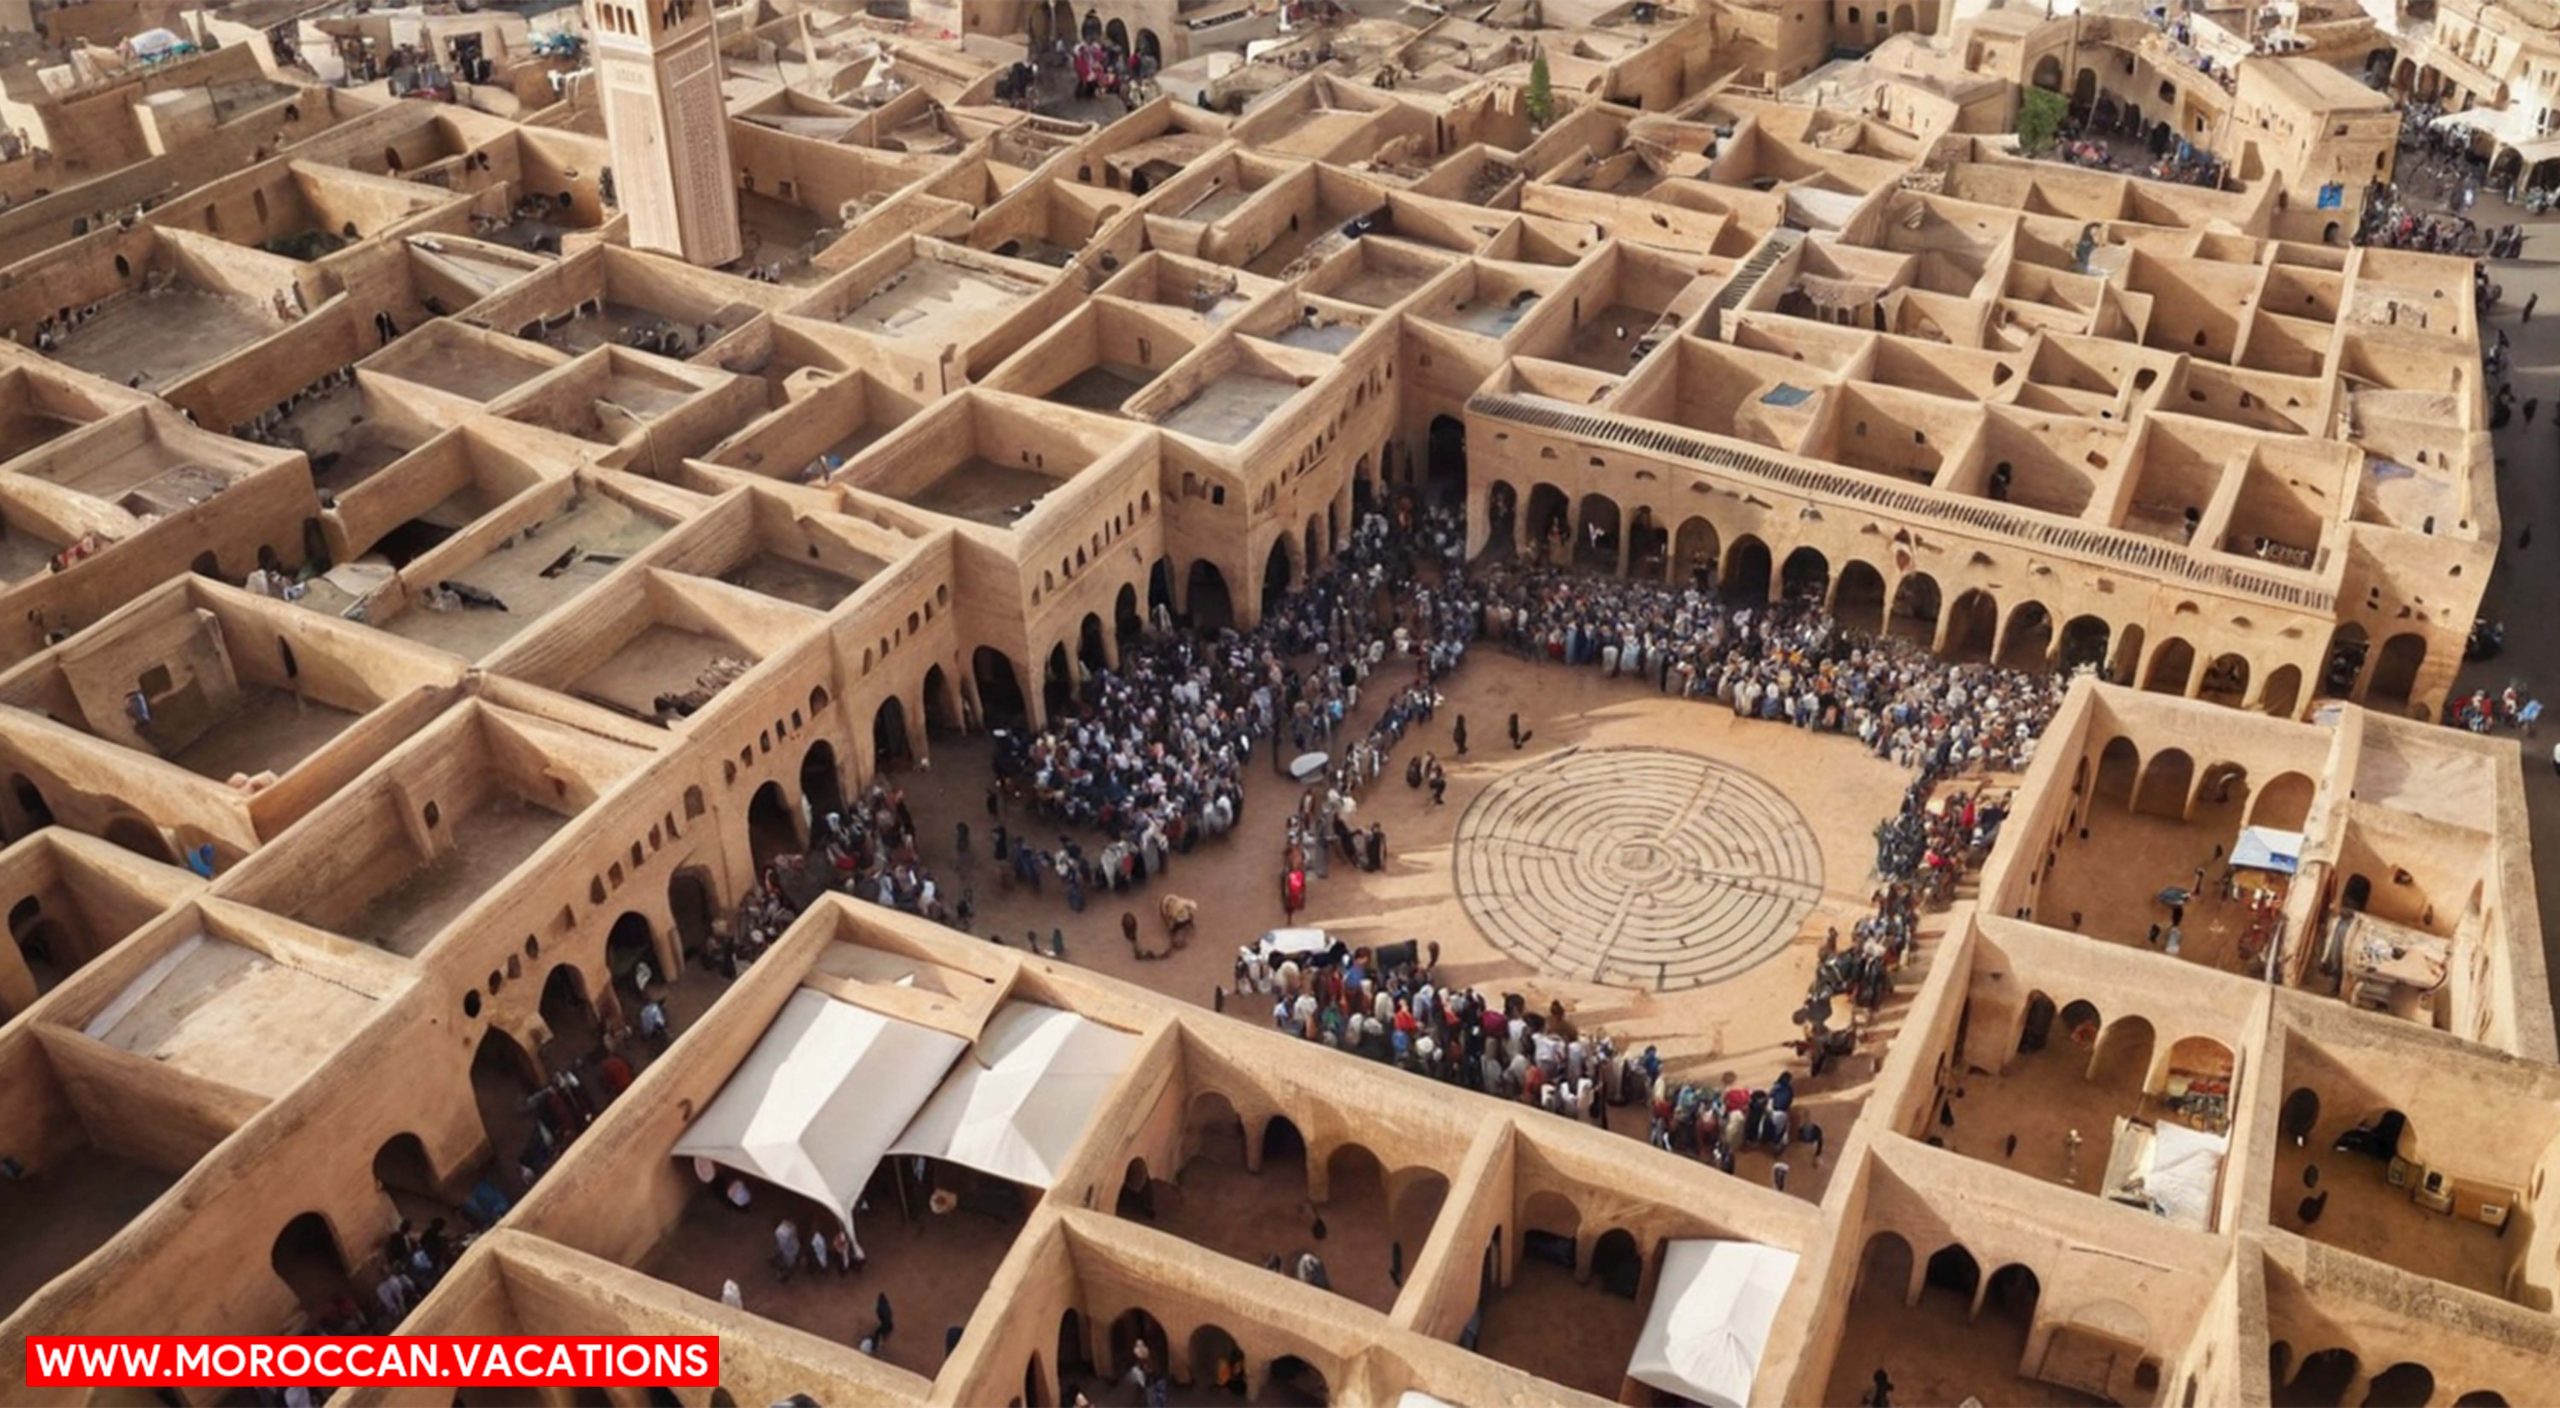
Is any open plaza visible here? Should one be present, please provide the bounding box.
[3,0,2560,1404]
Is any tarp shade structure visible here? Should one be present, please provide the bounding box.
[889,1002,1142,1189]
[2231,826,2305,875]
[1626,1240,1802,1408]
[672,988,967,1237]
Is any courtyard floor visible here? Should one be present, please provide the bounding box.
[877,646,1933,1206]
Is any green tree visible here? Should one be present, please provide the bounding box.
[2016,87,2067,154]
[1526,46,1555,130]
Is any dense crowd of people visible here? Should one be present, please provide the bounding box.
[1204,524,2062,1185]
[983,509,1480,928]
[718,779,951,974]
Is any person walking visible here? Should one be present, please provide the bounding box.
[1452,714,1468,755]
[875,1291,895,1343]
[2525,291,2539,322]
[773,1218,802,1281]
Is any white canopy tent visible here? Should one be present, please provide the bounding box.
[2230,826,2304,875]
[890,1002,1142,1188]
[671,987,967,1237]
[1625,1240,1802,1408]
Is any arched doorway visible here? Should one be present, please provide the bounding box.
[270,1213,356,1322]
[1189,1324,1243,1398]
[1833,560,1886,632]
[1673,516,1719,588]
[1923,1244,1980,1300]
[804,740,849,820]
[1998,601,2054,670]
[1426,414,1466,504]
[2282,1348,2359,1406]
[1263,1356,1328,1404]
[2250,772,2315,830]
[2200,653,2250,707]
[1104,16,1128,51]
[1942,589,1997,661]
[1186,562,1233,633]
[2032,54,2063,91]
[1136,28,1161,71]
[872,697,911,771]
[669,867,716,959]
[2018,991,2058,1051]
[372,1132,441,1200]
[1058,1309,1094,1383]
[2058,614,2110,673]
[2366,633,2425,712]
[1043,643,1076,724]
[1107,1309,1168,1382]
[1983,1263,2041,1342]
[1574,494,1621,570]
[1114,584,1143,658]
[606,912,657,992]
[1260,538,1294,619]
[2134,748,2194,818]
[2319,623,2368,698]
[2088,1016,2155,1088]
[1855,1231,1913,1303]
[1485,482,1518,556]
[1626,507,1666,577]
[1590,1228,1643,1298]
[1780,546,1829,606]
[1079,612,1109,674]
[747,781,798,871]
[2145,637,2197,695]
[973,648,1029,730]
[1887,572,1940,643]
[538,963,599,1061]
[922,664,960,738]
[2259,664,2302,718]
[1524,483,1569,560]
[2094,736,2139,804]
[3,773,52,842]
[2072,67,2098,113]
[1723,536,1771,600]
[101,815,177,865]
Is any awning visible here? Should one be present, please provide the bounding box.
[671,988,967,1236]
[890,1003,1141,1189]
[2230,825,2304,875]
[1625,1240,1802,1408]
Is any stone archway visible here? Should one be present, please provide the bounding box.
[1723,536,1772,600]
[973,647,1029,730]
[1941,589,1997,662]
[1888,572,1941,643]
[1997,601,2054,671]
[1672,516,1720,588]
[1780,546,1829,606]
[1833,560,1886,632]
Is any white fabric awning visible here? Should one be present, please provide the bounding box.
[2231,825,2304,875]
[1626,1240,1802,1408]
[672,988,967,1235]
[890,1003,1141,1189]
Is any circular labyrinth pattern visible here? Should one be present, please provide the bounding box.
[1454,745,1824,993]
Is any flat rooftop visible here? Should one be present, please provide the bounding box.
[836,259,1043,342]
[1157,373,1302,444]
[49,287,277,393]
[904,457,1059,527]
[81,933,376,1098]
[381,493,666,658]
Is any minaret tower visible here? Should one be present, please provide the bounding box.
[585,0,741,266]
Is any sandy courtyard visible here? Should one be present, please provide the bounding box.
[883,647,1921,1197]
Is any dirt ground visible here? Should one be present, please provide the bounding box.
[879,647,1928,1207]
